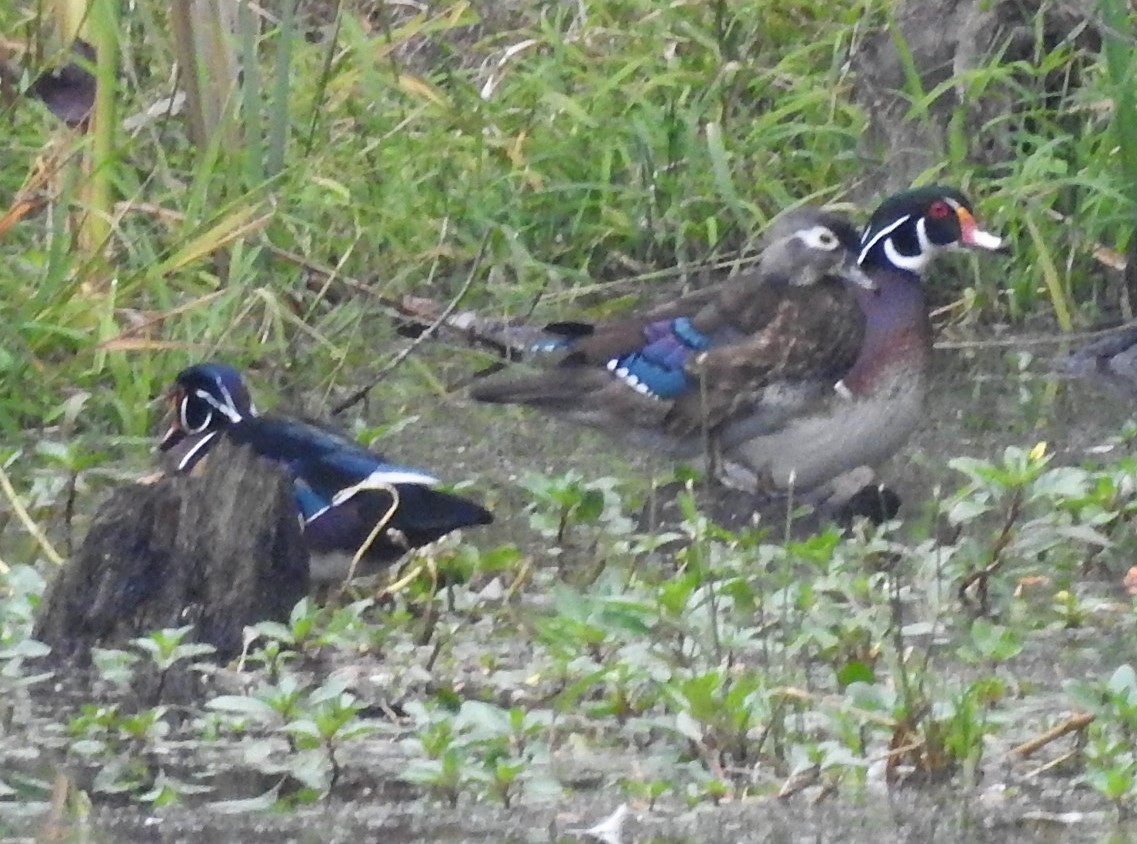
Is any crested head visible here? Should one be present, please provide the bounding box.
[858,185,1007,276]
[761,206,862,253]
[159,361,256,452]
[758,206,868,288]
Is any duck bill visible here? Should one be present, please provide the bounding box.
[956,207,1009,253]
[158,421,185,452]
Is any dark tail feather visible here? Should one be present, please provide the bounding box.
[391,485,493,540]
[330,486,493,556]
[543,320,596,339]
[470,370,602,408]
[304,486,491,564]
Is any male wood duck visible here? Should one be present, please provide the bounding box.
[158,362,493,584]
[725,185,1006,493]
[472,187,1007,497]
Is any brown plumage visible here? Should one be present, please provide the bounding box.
[471,207,869,456]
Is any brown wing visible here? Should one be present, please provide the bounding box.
[664,280,865,436]
[555,272,785,368]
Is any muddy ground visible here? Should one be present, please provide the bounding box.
[2,334,1137,843]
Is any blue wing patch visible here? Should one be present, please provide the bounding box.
[293,477,332,521]
[607,317,711,399]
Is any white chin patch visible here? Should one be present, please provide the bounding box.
[883,238,929,274]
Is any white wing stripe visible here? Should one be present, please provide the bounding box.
[328,470,439,507]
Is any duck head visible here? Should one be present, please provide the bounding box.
[759,207,875,290]
[159,361,256,452]
[858,185,1008,275]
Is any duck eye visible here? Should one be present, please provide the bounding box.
[928,200,951,219]
[802,226,840,250]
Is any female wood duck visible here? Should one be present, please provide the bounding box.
[473,208,874,456]
[472,187,1007,496]
[158,362,493,584]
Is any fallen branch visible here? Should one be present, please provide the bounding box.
[1008,711,1094,758]
[329,231,489,415]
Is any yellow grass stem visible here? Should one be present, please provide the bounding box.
[81,0,119,272]
[1024,211,1073,333]
[152,204,273,278]
[0,463,64,566]
[344,484,399,584]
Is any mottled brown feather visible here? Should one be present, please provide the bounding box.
[470,206,868,453]
[666,279,864,436]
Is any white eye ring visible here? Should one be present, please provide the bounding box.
[180,395,213,434]
[800,225,840,251]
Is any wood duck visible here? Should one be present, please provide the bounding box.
[473,208,874,458]
[724,185,1006,493]
[472,187,1007,497]
[158,362,493,584]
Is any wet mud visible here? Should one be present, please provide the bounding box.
[3,335,1137,843]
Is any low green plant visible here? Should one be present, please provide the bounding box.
[1068,664,1137,813]
[521,470,631,545]
[401,698,560,808]
[67,700,176,799]
[946,445,1109,613]
[250,596,373,654]
[207,672,375,800]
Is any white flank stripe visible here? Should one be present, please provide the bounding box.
[328,469,439,508]
[366,468,439,486]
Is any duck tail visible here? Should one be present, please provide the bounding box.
[391,485,493,538]
[469,372,596,409]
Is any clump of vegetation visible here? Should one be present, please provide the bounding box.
[1,451,1137,819]
[3,0,1137,836]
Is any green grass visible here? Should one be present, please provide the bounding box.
[2,0,1135,433]
[0,0,894,431]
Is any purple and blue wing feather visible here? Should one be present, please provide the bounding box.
[181,416,491,562]
[471,276,865,439]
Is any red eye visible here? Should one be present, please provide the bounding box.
[928,200,951,219]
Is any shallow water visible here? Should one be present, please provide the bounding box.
[383,336,1137,525]
[4,334,1137,843]
[2,778,1135,843]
